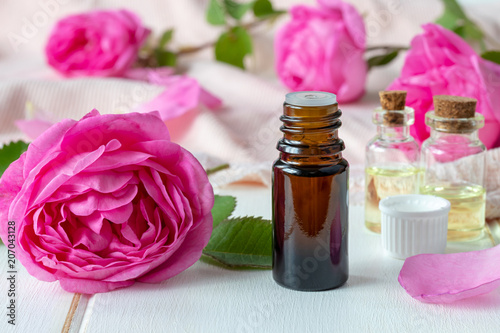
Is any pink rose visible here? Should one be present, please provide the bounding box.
[0,111,214,293]
[45,9,150,77]
[388,23,500,149]
[275,0,367,103]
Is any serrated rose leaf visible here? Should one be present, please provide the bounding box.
[211,195,236,228]
[203,216,272,268]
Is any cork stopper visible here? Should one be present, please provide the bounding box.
[433,95,476,118]
[379,90,407,126]
[428,95,477,132]
[379,91,407,111]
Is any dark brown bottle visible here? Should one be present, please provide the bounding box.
[272,92,349,291]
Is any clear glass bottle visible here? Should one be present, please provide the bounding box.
[420,95,486,241]
[272,91,348,291]
[364,91,420,233]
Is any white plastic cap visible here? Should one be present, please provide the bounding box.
[379,194,451,260]
[285,91,337,107]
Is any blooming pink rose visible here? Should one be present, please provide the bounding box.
[275,0,367,103]
[388,23,500,149]
[0,110,214,293]
[45,9,150,77]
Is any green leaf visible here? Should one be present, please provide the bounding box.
[452,22,484,41]
[482,51,500,65]
[211,195,236,228]
[463,23,483,41]
[0,141,29,177]
[436,0,467,28]
[253,0,286,20]
[158,29,174,49]
[154,49,177,67]
[207,0,226,26]
[435,9,460,30]
[436,0,484,43]
[367,50,399,69]
[253,0,273,17]
[215,26,253,69]
[203,216,272,268]
[224,0,254,20]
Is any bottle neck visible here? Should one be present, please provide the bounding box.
[377,125,410,141]
[279,152,343,165]
[278,103,344,166]
[429,128,480,142]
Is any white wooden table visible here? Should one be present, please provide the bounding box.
[1,184,499,333]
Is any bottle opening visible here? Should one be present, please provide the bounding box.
[285,91,337,107]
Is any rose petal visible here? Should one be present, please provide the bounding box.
[399,245,500,303]
[64,170,135,194]
[15,119,54,141]
[138,210,213,283]
[59,278,135,293]
[66,184,137,216]
[31,146,107,206]
[84,150,153,172]
[101,202,134,224]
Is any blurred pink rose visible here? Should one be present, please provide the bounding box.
[388,23,500,149]
[0,110,214,293]
[45,9,150,77]
[275,0,367,103]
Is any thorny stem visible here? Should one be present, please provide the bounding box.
[177,41,215,56]
[206,163,230,176]
[177,18,269,56]
[137,18,274,66]
[365,45,410,52]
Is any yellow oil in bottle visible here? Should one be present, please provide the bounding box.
[420,184,485,241]
[364,165,420,233]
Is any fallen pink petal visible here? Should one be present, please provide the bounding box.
[398,245,500,303]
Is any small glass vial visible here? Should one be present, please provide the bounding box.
[272,91,348,291]
[420,95,486,241]
[364,91,420,233]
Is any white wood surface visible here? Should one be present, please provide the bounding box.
[0,245,76,332]
[1,184,499,333]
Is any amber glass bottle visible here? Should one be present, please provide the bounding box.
[272,91,349,291]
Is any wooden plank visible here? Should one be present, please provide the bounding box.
[0,245,76,333]
[75,185,500,333]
